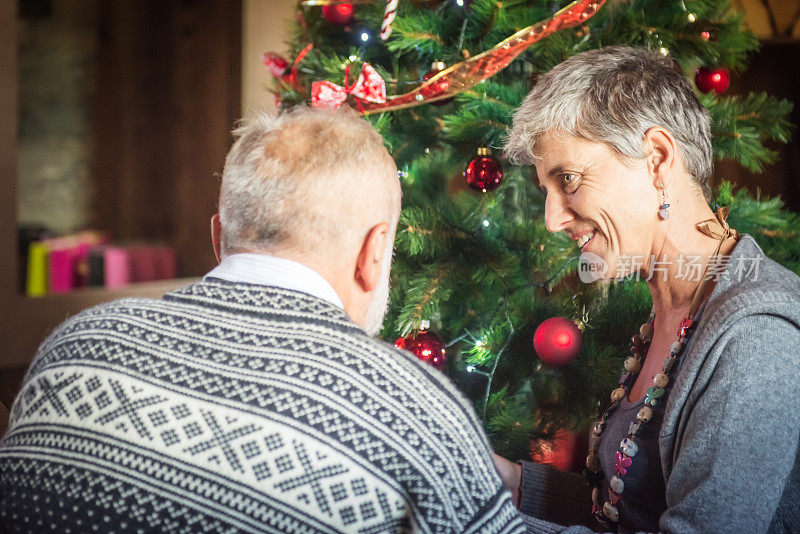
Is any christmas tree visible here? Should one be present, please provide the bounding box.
[265,0,799,463]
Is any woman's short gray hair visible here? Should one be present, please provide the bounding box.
[219,106,399,259]
[505,46,713,200]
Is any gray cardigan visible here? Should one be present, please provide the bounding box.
[518,235,800,533]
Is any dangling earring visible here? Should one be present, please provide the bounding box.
[658,189,670,220]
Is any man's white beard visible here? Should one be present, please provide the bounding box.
[363,244,393,337]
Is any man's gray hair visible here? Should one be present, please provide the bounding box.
[505,46,713,200]
[219,106,399,259]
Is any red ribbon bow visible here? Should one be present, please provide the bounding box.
[311,63,386,109]
[261,44,313,88]
[261,52,289,79]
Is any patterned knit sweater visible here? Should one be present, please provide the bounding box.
[0,279,524,533]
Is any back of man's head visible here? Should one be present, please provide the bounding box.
[218,106,400,265]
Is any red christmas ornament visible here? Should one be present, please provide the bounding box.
[395,330,447,371]
[422,61,453,106]
[465,148,503,193]
[699,29,718,42]
[695,66,729,94]
[533,317,582,367]
[322,3,354,25]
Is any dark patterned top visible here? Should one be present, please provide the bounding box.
[598,394,667,533]
[0,279,524,534]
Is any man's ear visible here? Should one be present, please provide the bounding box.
[211,214,223,263]
[642,127,678,190]
[354,222,391,292]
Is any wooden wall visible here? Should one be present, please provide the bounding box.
[94,0,242,278]
[0,0,19,428]
[0,0,242,414]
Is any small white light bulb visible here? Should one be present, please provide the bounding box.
[360,32,369,42]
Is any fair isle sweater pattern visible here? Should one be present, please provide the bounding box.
[0,279,523,534]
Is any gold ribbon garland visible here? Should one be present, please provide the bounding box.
[301,0,379,5]
[360,0,607,114]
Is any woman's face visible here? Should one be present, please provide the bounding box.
[533,133,659,279]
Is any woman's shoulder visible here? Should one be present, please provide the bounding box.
[682,234,800,366]
[708,234,800,323]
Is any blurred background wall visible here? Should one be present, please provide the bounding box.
[242,0,297,114]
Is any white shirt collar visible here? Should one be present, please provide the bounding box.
[205,253,344,309]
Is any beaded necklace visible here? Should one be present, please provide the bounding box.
[584,209,739,528]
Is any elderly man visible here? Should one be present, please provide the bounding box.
[0,108,523,533]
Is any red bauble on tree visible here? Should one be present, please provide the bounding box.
[533,317,582,367]
[322,3,355,25]
[422,61,453,106]
[396,329,447,371]
[695,66,729,94]
[465,148,503,193]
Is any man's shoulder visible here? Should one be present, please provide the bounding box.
[45,296,167,340]
[348,330,474,408]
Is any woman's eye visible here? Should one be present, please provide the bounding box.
[562,173,579,188]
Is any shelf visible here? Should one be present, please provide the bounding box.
[23,277,198,304]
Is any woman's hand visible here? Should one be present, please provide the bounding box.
[492,453,522,507]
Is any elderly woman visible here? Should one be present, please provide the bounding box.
[494,46,800,533]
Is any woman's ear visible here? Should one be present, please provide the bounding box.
[642,127,678,190]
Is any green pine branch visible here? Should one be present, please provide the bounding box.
[705,92,794,171]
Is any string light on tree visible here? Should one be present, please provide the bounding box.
[465,148,503,193]
[322,3,354,25]
[533,317,582,367]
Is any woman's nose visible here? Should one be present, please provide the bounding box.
[544,191,575,233]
